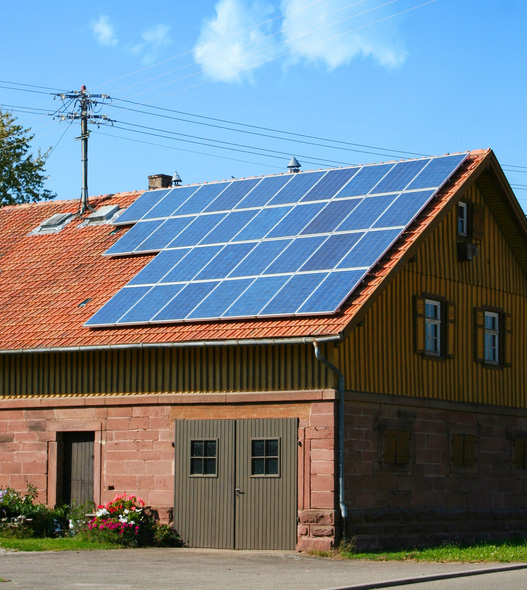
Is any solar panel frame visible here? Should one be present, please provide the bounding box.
[88,153,468,327]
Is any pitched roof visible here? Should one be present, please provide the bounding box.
[0,149,510,352]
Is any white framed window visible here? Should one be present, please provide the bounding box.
[458,202,468,237]
[484,311,499,364]
[425,299,441,355]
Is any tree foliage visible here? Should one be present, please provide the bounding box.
[0,110,55,206]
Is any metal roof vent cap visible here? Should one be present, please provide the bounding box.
[287,156,301,173]
[172,171,182,186]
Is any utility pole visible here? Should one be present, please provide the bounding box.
[53,86,113,215]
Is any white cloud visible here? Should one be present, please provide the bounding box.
[279,0,408,70]
[192,0,279,83]
[129,24,172,64]
[91,15,118,47]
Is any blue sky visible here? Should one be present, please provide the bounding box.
[2,0,526,208]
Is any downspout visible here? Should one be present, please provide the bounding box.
[313,340,347,533]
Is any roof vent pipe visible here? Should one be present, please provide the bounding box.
[172,171,182,187]
[287,156,301,173]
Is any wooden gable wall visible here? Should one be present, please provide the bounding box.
[337,179,527,408]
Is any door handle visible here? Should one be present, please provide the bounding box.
[235,488,245,497]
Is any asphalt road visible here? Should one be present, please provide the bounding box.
[0,548,525,590]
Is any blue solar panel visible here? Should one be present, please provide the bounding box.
[84,286,151,325]
[142,186,198,220]
[266,203,326,238]
[196,242,256,280]
[204,178,261,212]
[336,195,397,231]
[174,182,231,215]
[222,275,290,317]
[128,248,191,285]
[260,273,328,316]
[301,232,364,271]
[119,284,185,324]
[187,278,254,319]
[161,246,223,283]
[166,213,226,248]
[372,190,435,228]
[235,175,293,209]
[334,164,394,198]
[138,217,195,252]
[406,154,466,190]
[337,229,400,268]
[105,219,164,255]
[372,159,429,194]
[234,206,292,241]
[264,236,326,275]
[301,167,359,201]
[88,154,468,326]
[228,239,291,277]
[113,189,171,225]
[153,281,219,321]
[301,199,362,235]
[267,171,326,205]
[298,269,367,314]
[200,210,258,245]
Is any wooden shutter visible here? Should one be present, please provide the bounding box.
[414,296,426,354]
[503,313,512,367]
[471,203,485,241]
[383,430,397,464]
[474,308,485,363]
[396,431,411,465]
[446,302,456,358]
[464,434,477,467]
[451,434,464,467]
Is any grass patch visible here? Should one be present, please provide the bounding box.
[0,536,125,552]
[313,538,527,563]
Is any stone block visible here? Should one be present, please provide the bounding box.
[312,526,334,537]
[299,510,336,525]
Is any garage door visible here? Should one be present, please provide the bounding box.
[174,418,297,550]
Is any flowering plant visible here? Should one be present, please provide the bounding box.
[87,494,155,546]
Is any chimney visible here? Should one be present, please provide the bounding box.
[148,174,172,190]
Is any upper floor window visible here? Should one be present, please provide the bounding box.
[415,295,455,359]
[474,307,512,367]
[458,202,468,237]
[425,300,441,355]
[484,311,499,364]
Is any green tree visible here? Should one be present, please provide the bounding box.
[0,110,55,206]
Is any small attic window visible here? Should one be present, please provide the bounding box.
[78,298,92,308]
[32,213,73,235]
[79,205,120,227]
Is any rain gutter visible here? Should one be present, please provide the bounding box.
[0,334,342,355]
[312,340,347,530]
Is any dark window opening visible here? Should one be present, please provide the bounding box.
[383,429,411,465]
[190,439,217,476]
[451,433,477,468]
[251,438,280,476]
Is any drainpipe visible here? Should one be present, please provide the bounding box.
[313,341,347,533]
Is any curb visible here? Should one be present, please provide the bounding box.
[324,563,527,590]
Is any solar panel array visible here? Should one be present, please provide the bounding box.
[86,154,467,327]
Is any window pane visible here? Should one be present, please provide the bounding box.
[266,458,279,475]
[252,458,265,475]
[204,458,216,475]
[191,441,203,457]
[266,439,278,456]
[252,440,265,457]
[204,440,217,457]
[190,458,202,475]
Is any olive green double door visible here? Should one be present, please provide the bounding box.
[174,418,297,550]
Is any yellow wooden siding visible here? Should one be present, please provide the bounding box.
[0,342,331,398]
[338,183,527,408]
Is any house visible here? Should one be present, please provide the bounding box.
[1,148,527,551]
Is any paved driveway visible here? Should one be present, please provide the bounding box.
[0,548,525,590]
